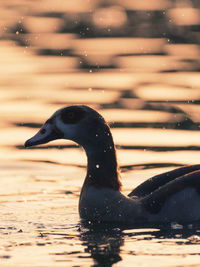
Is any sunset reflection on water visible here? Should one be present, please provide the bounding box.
[1,0,200,266]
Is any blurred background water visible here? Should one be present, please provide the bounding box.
[1,0,200,266]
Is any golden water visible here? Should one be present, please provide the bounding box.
[1,1,200,266]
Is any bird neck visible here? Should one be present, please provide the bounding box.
[82,128,121,191]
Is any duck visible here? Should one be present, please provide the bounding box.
[25,105,200,224]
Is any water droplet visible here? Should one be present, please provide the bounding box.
[22,197,27,203]
[96,164,100,168]
[170,222,183,229]
[188,224,193,229]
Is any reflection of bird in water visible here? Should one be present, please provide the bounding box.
[25,105,200,224]
[80,222,123,266]
[79,221,200,266]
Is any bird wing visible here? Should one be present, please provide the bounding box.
[141,169,200,215]
[128,164,200,198]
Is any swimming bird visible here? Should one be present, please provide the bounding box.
[25,105,200,224]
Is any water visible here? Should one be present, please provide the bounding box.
[1,0,200,266]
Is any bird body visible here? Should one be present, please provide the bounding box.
[25,105,200,224]
[79,186,142,223]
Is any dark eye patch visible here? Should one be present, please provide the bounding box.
[60,106,86,124]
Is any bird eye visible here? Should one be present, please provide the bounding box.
[68,112,74,119]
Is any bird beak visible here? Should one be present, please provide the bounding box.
[24,121,63,148]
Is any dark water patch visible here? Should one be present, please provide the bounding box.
[8,22,28,34]
[165,33,193,44]
[38,233,47,238]
[121,163,184,171]
[0,255,11,259]
[49,189,75,195]
[7,226,17,230]
[121,90,137,98]
[34,177,57,183]
[78,61,116,70]
[118,52,166,56]
[36,12,65,18]
[22,159,61,165]
[15,122,42,128]
[42,232,76,238]
[101,102,125,109]
[128,251,200,256]
[103,98,198,117]
[64,191,73,195]
[111,121,199,130]
[22,159,84,168]
[160,69,180,73]
[142,102,188,113]
[50,251,81,255]
[51,225,79,231]
[148,99,200,104]
[148,229,200,243]
[19,242,33,247]
[117,145,200,152]
[61,21,95,38]
[7,33,29,47]
[37,242,46,246]
[36,48,74,57]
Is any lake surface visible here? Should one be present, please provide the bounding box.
[1,0,200,266]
